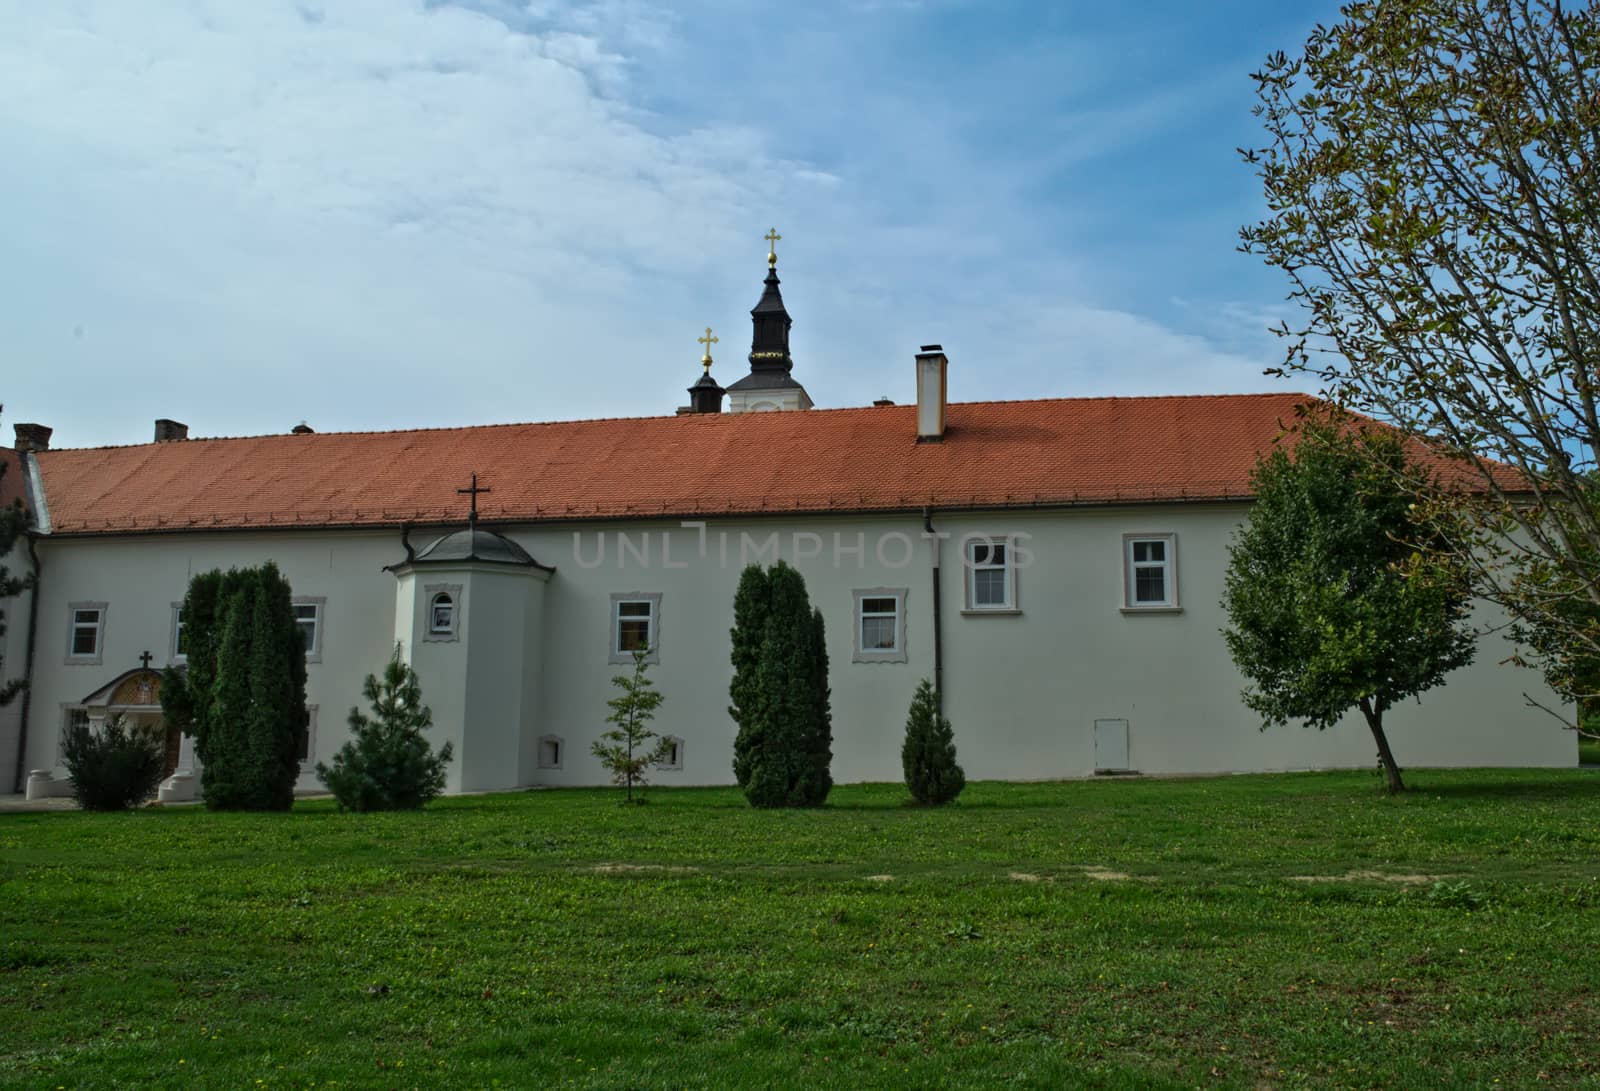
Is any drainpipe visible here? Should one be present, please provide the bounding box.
[922,508,944,706]
[11,534,41,793]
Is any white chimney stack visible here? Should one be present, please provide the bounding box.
[915,344,947,442]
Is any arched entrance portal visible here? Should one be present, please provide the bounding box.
[74,667,178,777]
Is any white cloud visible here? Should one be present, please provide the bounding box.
[0,0,1283,446]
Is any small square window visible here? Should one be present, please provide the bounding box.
[1124,534,1178,609]
[609,594,662,664]
[659,736,684,771]
[538,734,564,770]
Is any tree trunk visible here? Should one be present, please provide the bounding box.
[1358,696,1405,794]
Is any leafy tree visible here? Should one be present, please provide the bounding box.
[1221,420,1476,793]
[317,652,453,811]
[902,679,965,806]
[160,564,307,810]
[730,561,832,808]
[61,713,165,811]
[591,645,669,803]
[0,448,33,710]
[1240,0,1600,737]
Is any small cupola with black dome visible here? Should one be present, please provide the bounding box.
[724,227,814,413]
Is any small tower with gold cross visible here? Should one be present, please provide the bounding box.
[724,227,813,413]
[687,326,725,414]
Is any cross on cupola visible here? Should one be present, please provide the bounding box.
[457,473,491,533]
[723,226,812,412]
[688,326,726,414]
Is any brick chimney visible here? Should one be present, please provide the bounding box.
[154,419,189,442]
[915,345,947,442]
[13,423,51,453]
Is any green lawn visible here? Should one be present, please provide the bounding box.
[1581,736,1600,766]
[2,771,1598,1089]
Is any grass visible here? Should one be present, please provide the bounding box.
[2,770,1598,1089]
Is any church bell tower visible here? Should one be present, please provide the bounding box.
[724,228,813,413]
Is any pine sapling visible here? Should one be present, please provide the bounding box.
[317,652,453,811]
[592,646,669,803]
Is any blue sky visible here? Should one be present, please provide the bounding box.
[1,0,1340,448]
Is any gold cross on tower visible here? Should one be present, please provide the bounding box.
[697,326,718,370]
[764,227,782,267]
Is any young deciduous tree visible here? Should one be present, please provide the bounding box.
[317,652,453,811]
[160,564,307,810]
[902,679,965,806]
[591,645,669,803]
[1241,0,1600,736]
[1222,421,1476,793]
[729,561,833,808]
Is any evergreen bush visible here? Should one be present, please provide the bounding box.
[317,653,453,811]
[730,561,832,808]
[161,564,307,811]
[901,679,965,806]
[61,714,165,811]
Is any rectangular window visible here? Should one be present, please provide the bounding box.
[293,601,323,661]
[609,593,662,664]
[965,538,1015,611]
[617,601,653,651]
[1124,535,1177,609]
[852,588,908,663]
[59,707,91,764]
[66,603,107,663]
[171,604,188,663]
[860,597,899,651]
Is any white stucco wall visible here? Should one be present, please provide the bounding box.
[16,503,1576,794]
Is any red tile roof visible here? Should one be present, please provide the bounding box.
[28,394,1496,536]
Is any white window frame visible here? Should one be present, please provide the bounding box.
[1122,533,1179,611]
[852,588,909,663]
[170,602,188,665]
[609,592,662,665]
[659,735,684,771]
[66,602,108,665]
[423,583,463,643]
[292,597,325,663]
[537,734,565,770]
[962,536,1019,614]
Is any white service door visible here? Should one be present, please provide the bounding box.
[1094,718,1130,773]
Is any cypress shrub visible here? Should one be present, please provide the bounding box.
[162,564,307,811]
[731,561,832,808]
[901,679,965,806]
[61,714,166,811]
